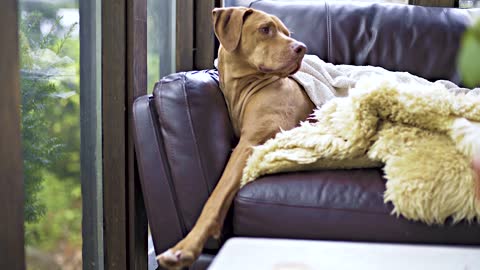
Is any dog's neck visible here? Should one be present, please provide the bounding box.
[218,48,284,135]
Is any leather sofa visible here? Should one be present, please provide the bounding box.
[133,1,480,269]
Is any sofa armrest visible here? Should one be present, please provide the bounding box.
[133,70,237,253]
[133,95,184,254]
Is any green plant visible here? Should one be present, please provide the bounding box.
[20,10,78,227]
[20,5,83,269]
[459,21,480,88]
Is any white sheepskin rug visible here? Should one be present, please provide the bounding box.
[241,76,480,225]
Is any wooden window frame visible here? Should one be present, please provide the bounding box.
[80,0,104,269]
[176,0,223,72]
[0,0,24,269]
[102,0,148,269]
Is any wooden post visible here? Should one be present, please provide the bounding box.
[176,0,224,71]
[102,0,148,268]
[127,0,148,269]
[0,0,25,269]
[102,0,128,268]
[195,0,217,70]
[176,0,194,71]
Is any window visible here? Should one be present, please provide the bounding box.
[4,0,145,269]
[19,0,103,269]
[19,1,83,269]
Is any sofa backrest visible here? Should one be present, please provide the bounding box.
[250,0,476,84]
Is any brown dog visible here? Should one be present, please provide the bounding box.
[157,7,314,269]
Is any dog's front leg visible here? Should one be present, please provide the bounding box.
[157,139,253,269]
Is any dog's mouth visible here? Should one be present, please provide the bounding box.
[288,63,301,75]
[259,59,302,76]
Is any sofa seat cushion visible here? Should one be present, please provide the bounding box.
[233,169,480,245]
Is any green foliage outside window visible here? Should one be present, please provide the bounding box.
[459,21,480,88]
[20,2,82,267]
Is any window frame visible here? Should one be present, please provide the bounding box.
[101,0,148,269]
[0,0,25,269]
[0,0,149,268]
[80,0,104,269]
[176,0,222,71]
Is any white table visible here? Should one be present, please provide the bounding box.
[208,238,480,270]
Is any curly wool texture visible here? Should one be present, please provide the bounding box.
[241,76,480,225]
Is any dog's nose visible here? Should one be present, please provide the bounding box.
[292,42,307,54]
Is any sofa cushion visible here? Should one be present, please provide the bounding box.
[233,169,480,244]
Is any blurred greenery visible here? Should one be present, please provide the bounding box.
[459,20,480,88]
[20,0,81,257]
[147,52,160,93]
[147,0,161,93]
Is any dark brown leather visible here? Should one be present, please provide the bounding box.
[133,71,237,254]
[154,70,236,250]
[234,170,480,244]
[251,0,473,84]
[133,95,185,254]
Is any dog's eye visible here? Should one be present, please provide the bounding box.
[259,26,270,35]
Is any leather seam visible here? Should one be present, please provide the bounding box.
[182,74,212,194]
[158,75,189,235]
[235,196,389,216]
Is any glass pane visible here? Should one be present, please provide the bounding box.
[147,0,176,93]
[19,1,82,269]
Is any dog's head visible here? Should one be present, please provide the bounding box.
[212,7,306,77]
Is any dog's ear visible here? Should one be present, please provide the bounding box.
[212,7,253,52]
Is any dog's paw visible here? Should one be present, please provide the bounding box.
[156,244,198,269]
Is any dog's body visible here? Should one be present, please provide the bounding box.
[157,7,314,269]
[157,6,480,269]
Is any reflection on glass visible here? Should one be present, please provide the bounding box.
[20,0,81,269]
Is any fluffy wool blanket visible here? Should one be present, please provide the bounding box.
[241,55,480,225]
